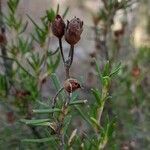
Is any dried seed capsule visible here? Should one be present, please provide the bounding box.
[65,17,83,45]
[52,15,65,38]
[63,78,81,93]
[131,67,140,78]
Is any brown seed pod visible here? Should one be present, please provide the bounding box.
[51,15,66,38]
[65,17,83,45]
[131,67,140,78]
[63,78,81,93]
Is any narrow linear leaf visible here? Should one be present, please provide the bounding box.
[46,9,56,22]
[110,63,121,77]
[63,7,69,18]
[37,100,49,108]
[56,4,59,14]
[48,47,59,56]
[68,129,77,146]
[52,53,60,72]
[70,93,78,102]
[91,88,101,105]
[27,14,43,32]
[51,73,65,102]
[94,59,103,84]
[51,73,61,91]
[63,115,72,135]
[74,105,92,127]
[33,108,61,114]
[69,100,87,106]
[103,61,110,76]
[19,21,28,34]
[90,117,100,129]
[31,122,51,126]
[20,119,50,125]
[22,137,58,143]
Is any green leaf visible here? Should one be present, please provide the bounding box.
[106,118,116,138]
[74,105,92,127]
[30,122,51,126]
[94,59,103,84]
[91,88,101,105]
[26,57,36,71]
[103,61,110,76]
[102,76,111,87]
[33,108,61,114]
[7,0,19,14]
[0,75,7,94]
[51,73,61,91]
[22,137,58,143]
[18,37,32,54]
[36,100,50,108]
[70,92,78,102]
[48,47,59,56]
[63,115,72,135]
[68,129,77,146]
[56,4,59,14]
[31,33,40,44]
[27,14,43,32]
[20,119,50,125]
[69,100,87,106]
[51,73,65,105]
[90,117,100,129]
[63,7,69,18]
[110,63,121,77]
[19,21,28,34]
[52,53,60,72]
[46,9,56,22]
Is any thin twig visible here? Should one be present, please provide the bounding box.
[52,87,64,109]
[68,45,74,67]
[64,45,74,79]
[60,134,65,150]
[58,38,65,63]
[98,102,105,125]
[59,93,71,150]
[65,66,70,79]
[66,93,71,106]
[48,47,59,56]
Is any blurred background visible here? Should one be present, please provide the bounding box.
[0,0,150,149]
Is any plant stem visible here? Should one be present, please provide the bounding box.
[49,47,59,56]
[58,93,71,149]
[58,38,65,64]
[68,45,74,67]
[65,45,74,79]
[98,102,105,125]
[56,33,75,149]
[65,67,70,79]
[52,87,64,109]
[60,133,65,150]
[98,86,108,126]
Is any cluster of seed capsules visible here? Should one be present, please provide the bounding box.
[51,14,83,93]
